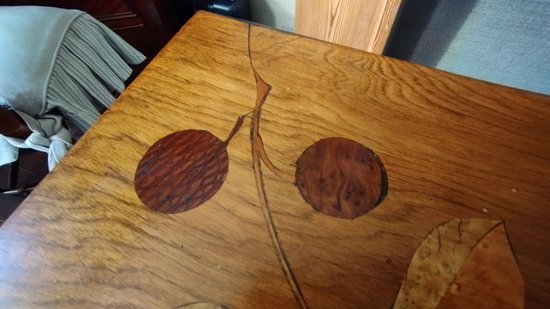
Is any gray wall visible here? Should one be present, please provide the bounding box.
[250,0,295,32]
[385,0,550,95]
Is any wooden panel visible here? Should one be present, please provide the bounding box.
[128,0,177,55]
[295,0,402,53]
[0,12,549,308]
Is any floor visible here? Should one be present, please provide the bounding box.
[0,152,49,225]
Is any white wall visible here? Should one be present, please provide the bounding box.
[250,0,295,32]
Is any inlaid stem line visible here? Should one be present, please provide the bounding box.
[248,24,308,309]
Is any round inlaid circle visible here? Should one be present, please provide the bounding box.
[295,137,387,219]
[134,130,228,214]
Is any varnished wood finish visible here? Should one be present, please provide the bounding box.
[295,0,402,53]
[135,115,245,214]
[393,218,524,308]
[247,25,306,307]
[175,303,227,309]
[0,11,549,308]
[295,137,384,219]
[135,130,229,214]
[437,224,524,308]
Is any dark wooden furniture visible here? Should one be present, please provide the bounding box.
[0,108,31,192]
[0,108,30,140]
[0,0,178,59]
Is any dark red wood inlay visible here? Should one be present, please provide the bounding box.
[295,137,387,219]
[134,130,229,214]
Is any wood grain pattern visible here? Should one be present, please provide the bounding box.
[295,137,385,219]
[135,130,229,214]
[392,218,523,308]
[247,24,307,308]
[437,224,524,309]
[0,11,549,308]
[295,0,402,53]
[134,115,245,214]
[175,302,227,309]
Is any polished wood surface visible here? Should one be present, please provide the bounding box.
[437,224,524,308]
[295,0,402,53]
[135,126,240,214]
[393,218,524,308]
[295,137,385,219]
[1,11,549,308]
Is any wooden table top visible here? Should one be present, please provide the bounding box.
[1,11,549,308]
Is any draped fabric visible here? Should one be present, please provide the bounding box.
[0,111,71,171]
[0,6,145,170]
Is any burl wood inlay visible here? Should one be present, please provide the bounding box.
[393,218,524,308]
[296,137,386,219]
[134,130,229,213]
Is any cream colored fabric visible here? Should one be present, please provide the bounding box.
[0,110,71,171]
